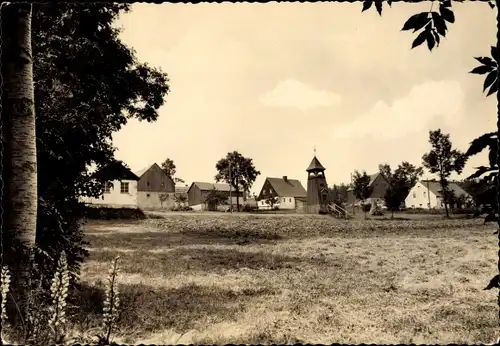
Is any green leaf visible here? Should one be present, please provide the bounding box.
[362,1,373,12]
[440,0,452,8]
[411,30,427,49]
[483,71,497,92]
[466,132,496,157]
[401,12,430,32]
[426,30,435,51]
[488,140,499,168]
[470,65,494,75]
[431,12,447,36]
[375,1,382,16]
[475,56,496,67]
[432,29,441,47]
[440,6,455,23]
[491,46,498,62]
[486,78,498,96]
[467,166,494,180]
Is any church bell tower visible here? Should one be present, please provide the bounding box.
[306,149,330,214]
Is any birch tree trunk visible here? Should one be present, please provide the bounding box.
[2,3,37,247]
[1,3,37,336]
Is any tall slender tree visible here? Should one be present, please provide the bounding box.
[215,151,260,212]
[1,2,38,333]
[422,129,467,218]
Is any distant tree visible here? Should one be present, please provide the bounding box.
[265,194,279,210]
[379,162,424,218]
[204,187,228,211]
[160,158,176,178]
[174,177,185,184]
[159,193,169,208]
[215,151,260,212]
[329,183,349,206]
[352,170,373,219]
[173,193,187,207]
[422,129,467,218]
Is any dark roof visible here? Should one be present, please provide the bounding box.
[92,161,139,181]
[419,180,471,198]
[266,177,307,198]
[188,182,243,193]
[307,156,326,171]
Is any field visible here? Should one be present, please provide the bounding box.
[72,213,499,344]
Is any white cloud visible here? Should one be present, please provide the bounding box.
[259,79,341,111]
[332,80,465,140]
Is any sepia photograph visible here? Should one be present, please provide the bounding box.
[1,0,499,344]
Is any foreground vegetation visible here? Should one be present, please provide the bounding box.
[56,214,498,344]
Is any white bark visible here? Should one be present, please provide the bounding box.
[3,4,37,247]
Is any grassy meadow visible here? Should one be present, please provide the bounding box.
[69,213,499,344]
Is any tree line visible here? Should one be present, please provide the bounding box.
[159,151,260,212]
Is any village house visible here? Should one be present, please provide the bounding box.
[80,161,139,208]
[257,176,307,210]
[187,182,244,211]
[405,180,473,209]
[347,172,390,206]
[134,163,178,210]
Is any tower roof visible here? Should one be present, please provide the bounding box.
[307,156,325,171]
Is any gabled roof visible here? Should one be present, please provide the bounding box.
[369,173,380,185]
[175,185,189,193]
[134,163,164,179]
[307,156,325,171]
[265,177,307,198]
[188,182,243,193]
[419,180,472,198]
[92,160,139,181]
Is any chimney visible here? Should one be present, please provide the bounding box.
[283,176,288,182]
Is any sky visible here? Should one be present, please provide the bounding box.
[112,1,496,195]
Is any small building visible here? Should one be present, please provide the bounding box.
[134,163,177,210]
[405,180,473,209]
[347,172,390,206]
[80,161,139,208]
[187,182,244,211]
[257,176,307,210]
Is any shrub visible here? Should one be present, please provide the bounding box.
[83,206,146,220]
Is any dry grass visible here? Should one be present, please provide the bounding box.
[71,214,499,344]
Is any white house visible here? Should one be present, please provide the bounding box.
[80,161,139,208]
[404,180,472,209]
[257,176,307,210]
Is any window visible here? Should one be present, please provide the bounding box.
[120,182,129,194]
[423,191,426,196]
[146,193,150,198]
[289,198,292,203]
[412,192,416,198]
[104,182,113,194]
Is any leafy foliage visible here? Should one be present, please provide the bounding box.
[204,188,229,210]
[352,170,372,203]
[329,183,349,206]
[1,3,170,299]
[215,151,260,212]
[379,162,423,217]
[422,129,467,218]
[160,158,176,178]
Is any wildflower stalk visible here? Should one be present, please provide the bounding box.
[48,251,69,344]
[1,266,12,343]
[101,256,120,345]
